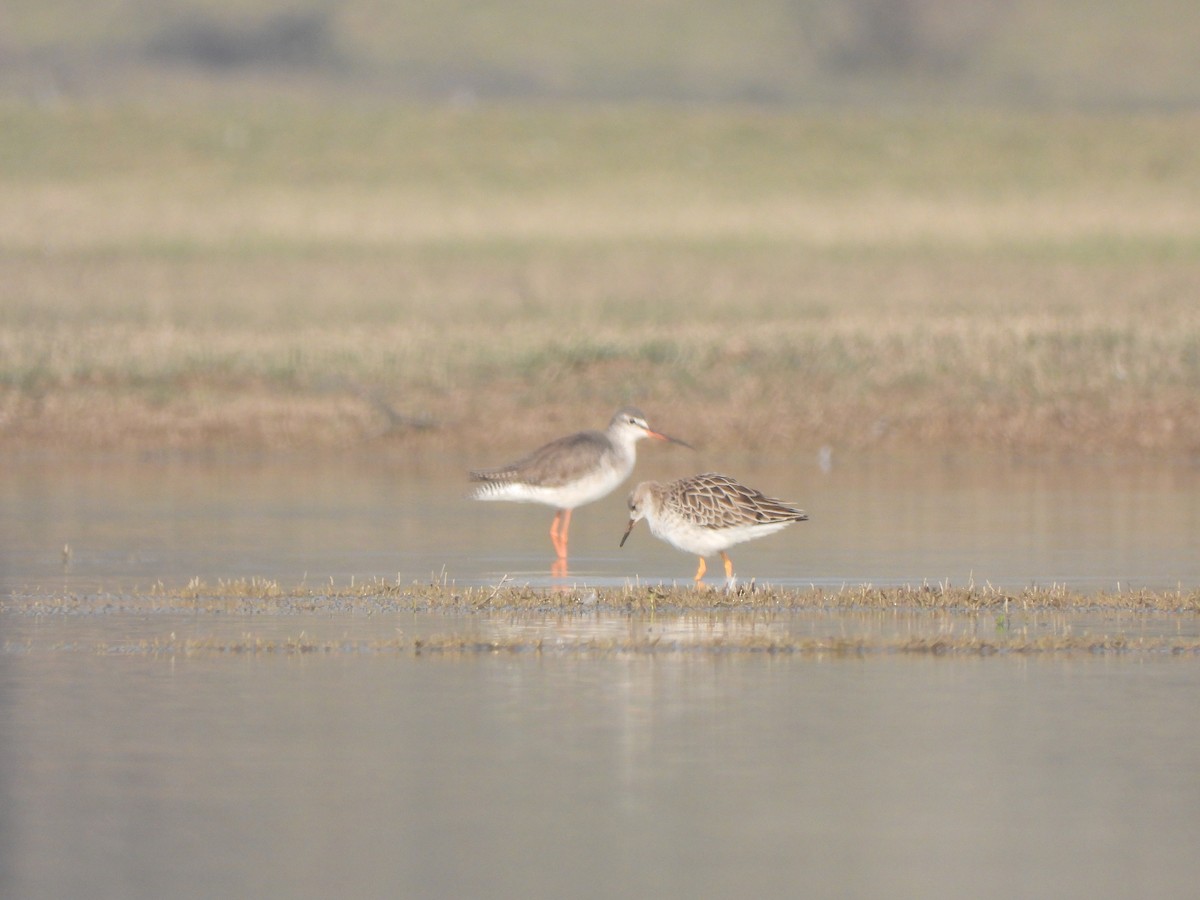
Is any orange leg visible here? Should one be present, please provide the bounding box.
[549,510,564,558]
[549,508,572,560]
[720,551,734,580]
[693,556,707,583]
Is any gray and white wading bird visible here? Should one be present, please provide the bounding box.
[620,473,808,585]
[469,407,691,568]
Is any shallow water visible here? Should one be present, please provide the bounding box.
[4,450,1200,897]
[1,451,1197,594]
[3,610,1200,898]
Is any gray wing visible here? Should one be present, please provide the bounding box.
[469,430,610,488]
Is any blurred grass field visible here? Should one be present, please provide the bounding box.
[6,0,1200,107]
[2,99,1199,456]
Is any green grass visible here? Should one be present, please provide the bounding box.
[6,102,1200,195]
[2,101,1199,454]
[5,0,1200,107]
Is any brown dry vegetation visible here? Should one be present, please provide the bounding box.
[2,102,1200,458]
[9,579,1199,613]
[6,583,1199,656]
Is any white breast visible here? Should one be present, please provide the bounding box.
[648,516,792,556]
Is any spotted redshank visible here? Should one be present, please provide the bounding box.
[470,407,690,566]
[620,473,808,585]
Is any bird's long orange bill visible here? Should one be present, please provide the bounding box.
[619,519,637,547]
[646,429,694,449]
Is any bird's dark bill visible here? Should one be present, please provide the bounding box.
[619,519,637,547]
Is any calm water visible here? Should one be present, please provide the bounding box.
[3,612,1200,898]
[4,453,1199,897]
[2,451,1198,593]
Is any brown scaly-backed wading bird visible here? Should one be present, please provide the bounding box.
[621,472,808,585]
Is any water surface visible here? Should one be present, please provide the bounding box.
[3,452,1197,594]
[2,613,1199,898]
[4,449,1199,898]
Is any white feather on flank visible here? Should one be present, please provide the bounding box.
[470,462,628,509]
[647,516,793,557]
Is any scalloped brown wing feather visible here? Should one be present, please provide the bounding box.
[671,473,808,529]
